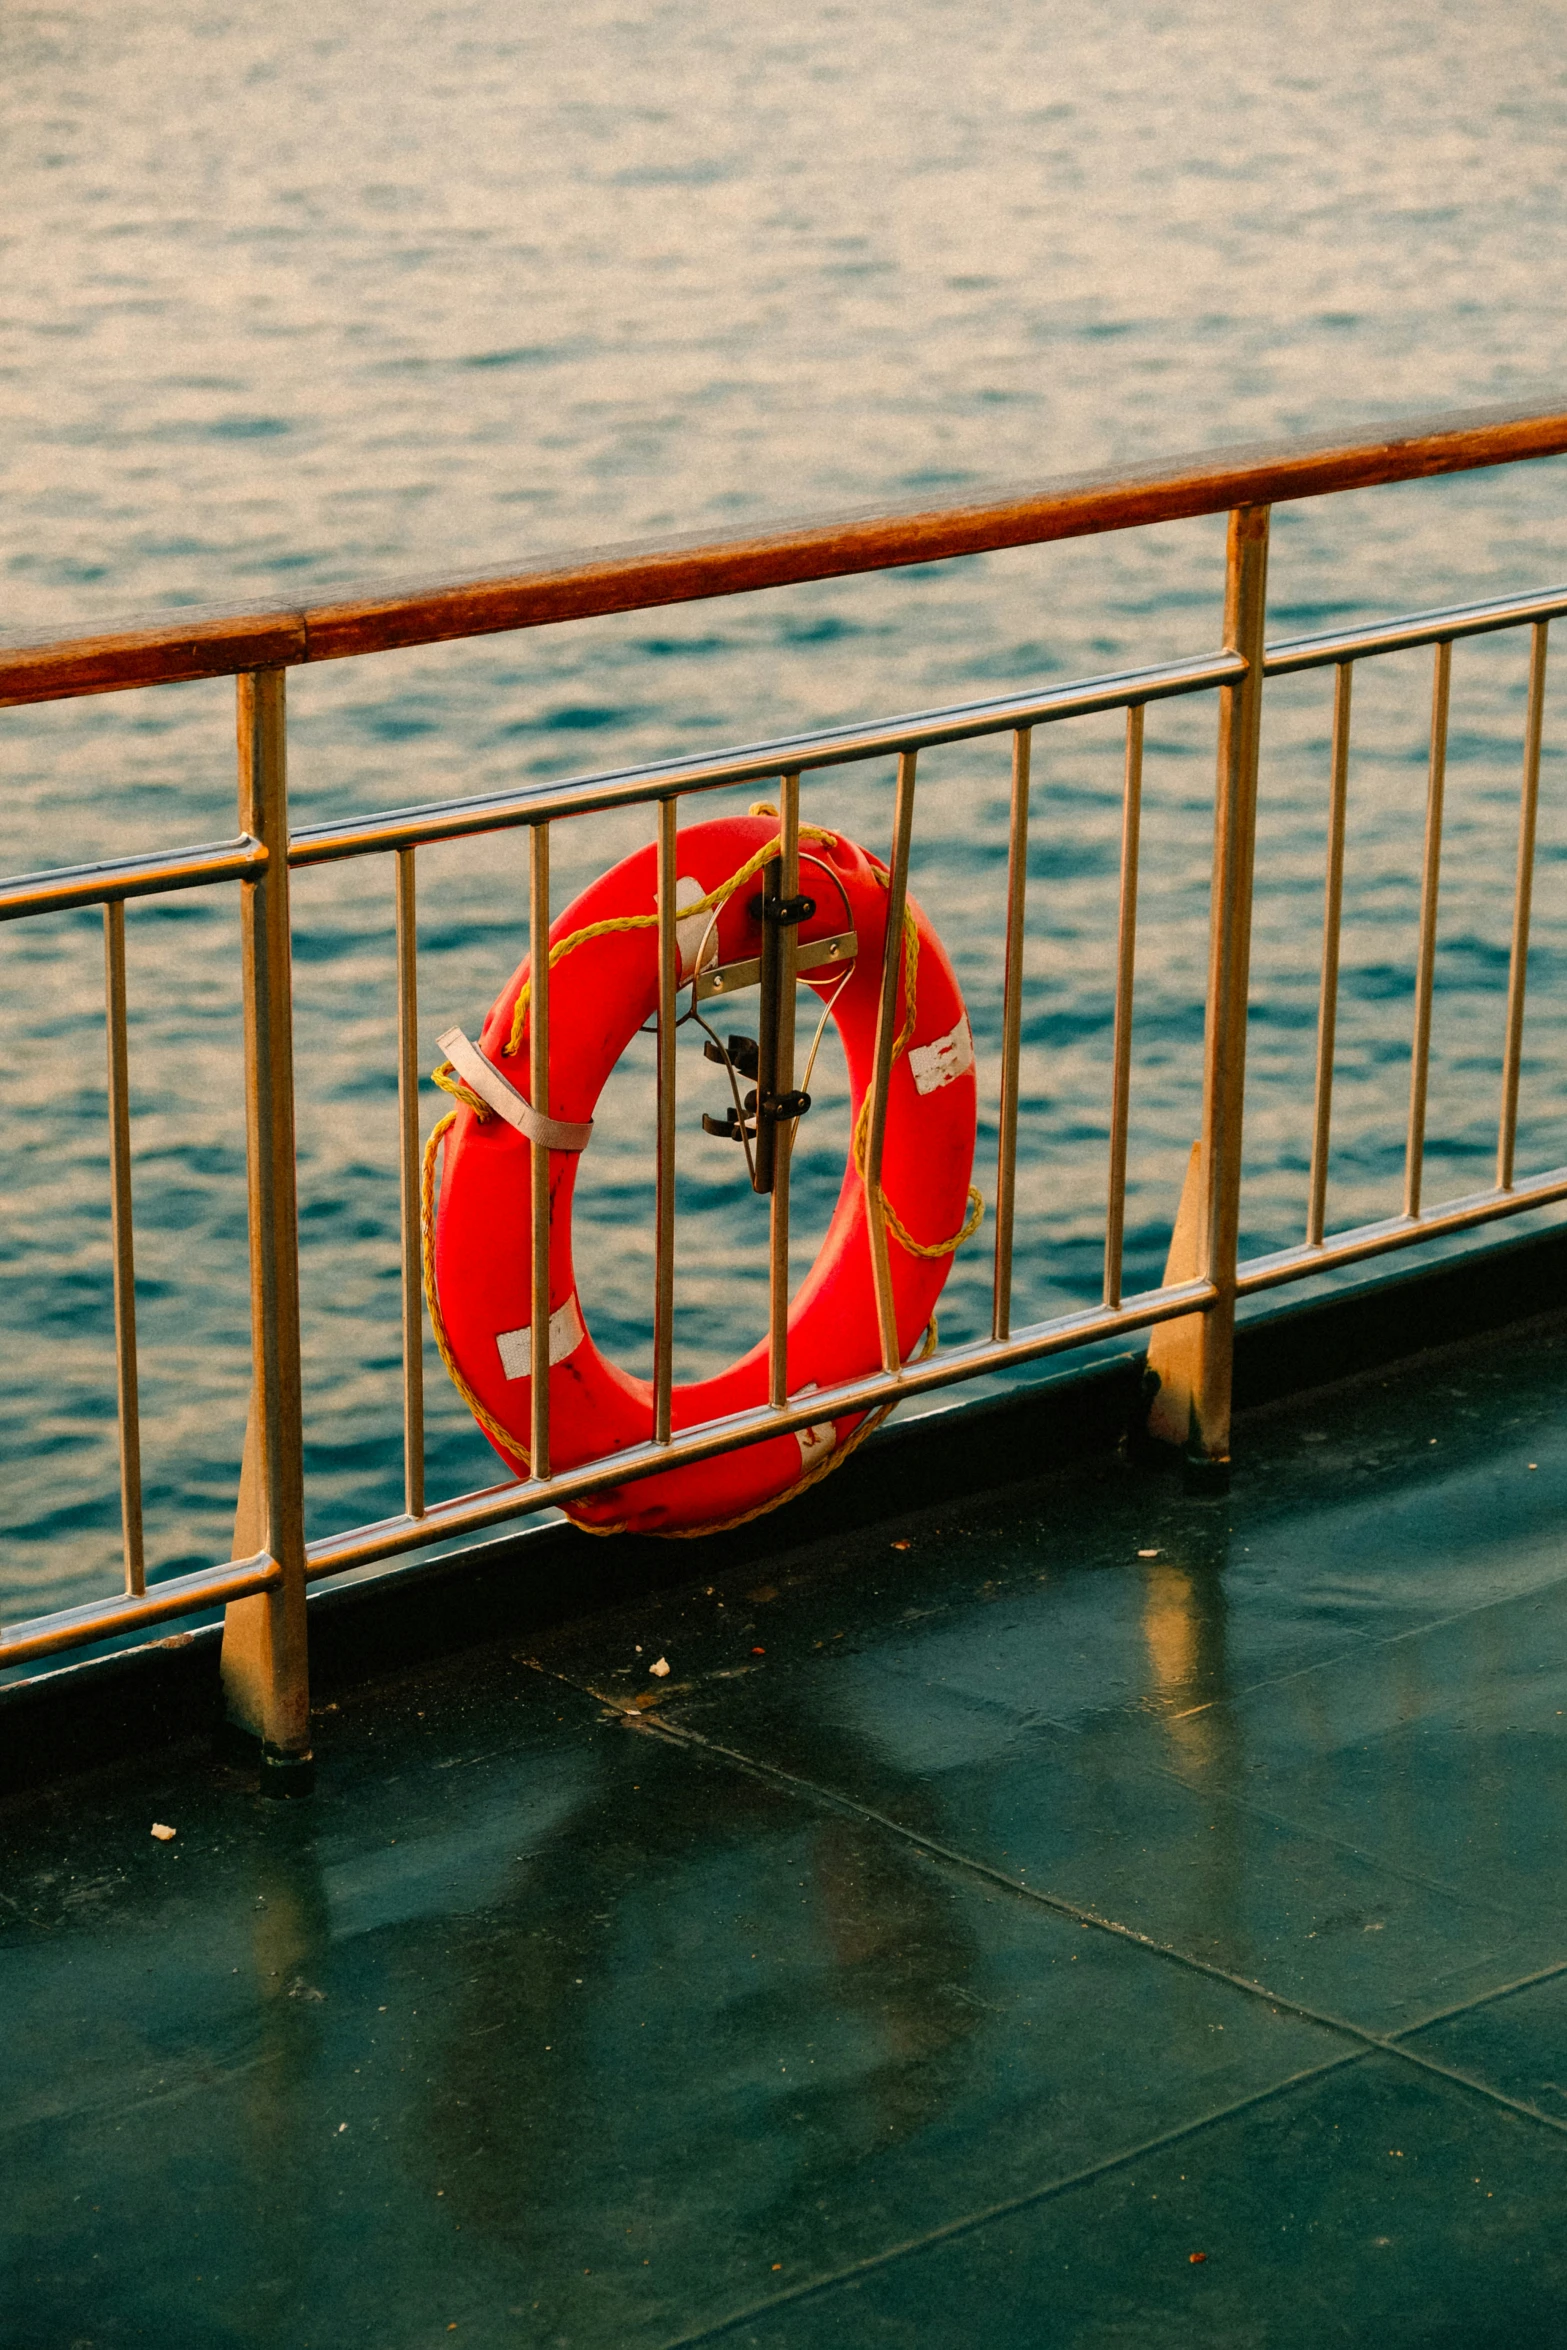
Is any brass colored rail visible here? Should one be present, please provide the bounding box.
[0,836,266,923]
[0,1554,278,1669]
[1237,1159,1567,1294]
[6,571,1562,930]
[990,726,1031,1342]
[294,1277,1223,1585]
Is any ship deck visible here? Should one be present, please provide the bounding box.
[9,1289,1567,2346]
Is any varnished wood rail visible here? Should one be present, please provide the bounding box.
[1,398,1564,708]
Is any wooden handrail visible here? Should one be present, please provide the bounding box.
[3,397,1565,709]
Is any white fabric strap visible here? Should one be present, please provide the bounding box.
[495,1296,586,1381]
[908,1012,975,1097]
[438,1027,593,1153]
[790,1381,839,1472]
[795,1417,838,1471]
[674,874,721,981]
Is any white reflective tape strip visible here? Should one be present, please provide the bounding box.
[437,1027,593,1152]
[795,1418,838,1470]
[495,1295,586,1381]
[908,1012,975,1096]
[789,1380,838,1471]
[674,875,719,981]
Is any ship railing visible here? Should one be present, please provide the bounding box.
[2,398,1565,1773]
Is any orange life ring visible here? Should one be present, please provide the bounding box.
[424,812,981,1537]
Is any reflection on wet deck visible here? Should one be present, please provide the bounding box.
[9,1307,1567,2344]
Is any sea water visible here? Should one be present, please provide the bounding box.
[3,0,1566,1621]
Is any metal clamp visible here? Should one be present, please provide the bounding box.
[701,1078,812,1143]
[437,1027,593,1152]
[693,928,857,1005]
[750,891,816,926]
[704,1033,759,1078]
[760,1089,811,1123]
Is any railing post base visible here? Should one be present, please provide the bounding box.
[217,1717,317,1796]
[220,1614,314,1793]
[222,1390,313,1789]
[1144,1140,1231,1486]
[1181,1448,1231,1497]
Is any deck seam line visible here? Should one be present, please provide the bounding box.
[1149,1558,1567,1726]
[1114,1751,1518,1912]
[556,1675,1383,2038]
[1361,1567,1567,1655]
[650,2051,1367,2350]
[875,1679,1504,1920]
[1366,2037,1567,2135]
[575,1684,1567,2146]
[1157,1626,1384,1722]
[1391,1953,1567,2040]
[624,1643,1511,1920]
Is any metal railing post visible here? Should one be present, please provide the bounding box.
[652,802,678,1444]
[991,728,1031,1340]
[1103,704,1145,1310]
[1404,640,1452,1218]
[864,751,918,1373]
[103,901,146,1597]
[220,669,312,1791]
[530,822,556,1474]
[1188,504,1270,1484]
[395,847,425,1518]
[1306,661,1353,1247]
[767,776,802,1405]
[1497,622,1549,1190]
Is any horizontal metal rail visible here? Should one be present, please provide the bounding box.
[16,1154,1563,1666]
[0,1553,277,1669]
[2,397,1565,705]
[4,573,1563,917]
[285,649,1243,867]
[0,836,266,924]
[297,1276,1220,1582]
[7,573,1562,923]
[1237,1161,1567,1295]
[0,653,1240,917]
[1263,580,1567,675]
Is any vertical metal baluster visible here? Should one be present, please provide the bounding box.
[395,847,425,1518]
[864,750,918,1375]
[1307,661,1353,1247]
[1498,621,1549,1191]
[103,901,145,1597]
[768,775,801,1408]
[1189,505,1270,1483]
[220,669,311,1787]
[530,823,553,1477]
[992,728,1030,1341]
[1404,639,1451,1219]
[653,799,679,1443]
[753,818,782,1200]
[1103,705,1145,1309]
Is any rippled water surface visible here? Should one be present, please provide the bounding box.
[4,0,1567,1622]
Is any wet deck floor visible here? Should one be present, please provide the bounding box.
[9,1310,1567,2346]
